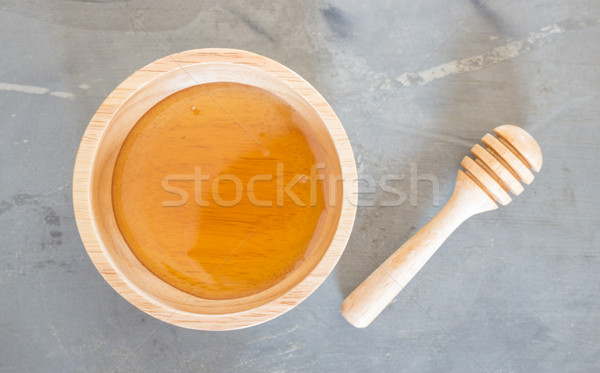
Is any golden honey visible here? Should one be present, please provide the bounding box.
[112,82,331,300]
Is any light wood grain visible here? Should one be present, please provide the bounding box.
[73,49,357,330]
[341,125,541,328]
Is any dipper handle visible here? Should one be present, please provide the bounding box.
[341,171,496,327]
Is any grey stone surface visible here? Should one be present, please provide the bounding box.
[1,0,599,372]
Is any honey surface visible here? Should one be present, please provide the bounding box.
[112,82,329,299]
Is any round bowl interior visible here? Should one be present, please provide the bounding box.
[73,49,357,330]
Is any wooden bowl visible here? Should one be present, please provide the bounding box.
[73,49,357,330]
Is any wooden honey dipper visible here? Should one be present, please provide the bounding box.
[341,125,542,328]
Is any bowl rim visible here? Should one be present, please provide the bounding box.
[72,48,357,330]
